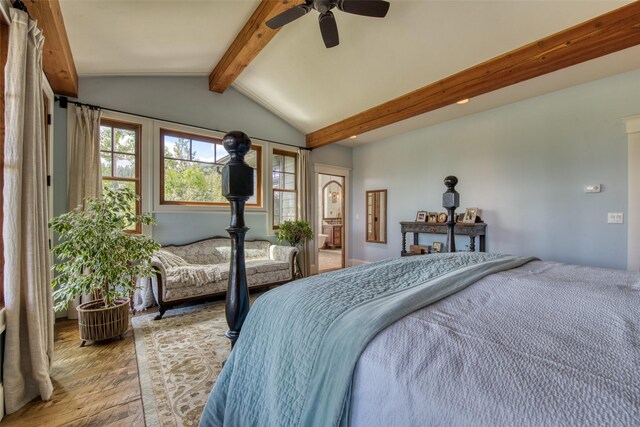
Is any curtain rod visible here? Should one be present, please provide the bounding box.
[55,96,312,151]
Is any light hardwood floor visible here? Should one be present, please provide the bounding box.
[2,318,144,427]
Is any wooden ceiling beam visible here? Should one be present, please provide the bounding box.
[26,0,78,97]
[306,1,640,149]
[209,0,293,94]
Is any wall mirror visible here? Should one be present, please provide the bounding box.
[323,180,343,219]
[366,189,387,243]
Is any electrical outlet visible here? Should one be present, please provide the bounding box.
[607,213,624,224]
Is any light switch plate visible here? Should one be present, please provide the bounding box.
[585,184,601,193]
[607,213,624,224]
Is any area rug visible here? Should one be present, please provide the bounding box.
[132,301,230,427]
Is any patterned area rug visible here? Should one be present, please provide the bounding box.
[132,301,230,427]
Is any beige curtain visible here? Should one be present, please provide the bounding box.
[68,105,102,211]
[65,105,102,319]
[297,149,311,277]
[3,9,54,413]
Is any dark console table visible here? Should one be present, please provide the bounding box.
[400,221,487,256]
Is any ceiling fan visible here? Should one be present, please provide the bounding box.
[266,0,390,49]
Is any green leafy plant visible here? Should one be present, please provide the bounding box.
[49,187,161,311]
[276,220,314,247]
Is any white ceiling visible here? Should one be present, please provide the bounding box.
[59,0,638,145]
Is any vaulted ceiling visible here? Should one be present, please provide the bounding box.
[58,0,640,146]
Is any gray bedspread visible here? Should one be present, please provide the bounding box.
[350,260,640,426]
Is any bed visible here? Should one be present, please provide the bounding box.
[199,132,640,426]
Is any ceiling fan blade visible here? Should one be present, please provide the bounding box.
[266,4,311,29]
[319,11,339,48]
[337,0,390,18]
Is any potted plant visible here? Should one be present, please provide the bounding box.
[276,220,314,278]
[50,187,160,345]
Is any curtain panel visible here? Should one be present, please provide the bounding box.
[65,105,102,319]
[2,9,54,413]
[297,149,311,277]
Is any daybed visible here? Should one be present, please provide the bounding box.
[150,236,297,320]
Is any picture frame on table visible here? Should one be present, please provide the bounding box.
[463,207,479,224]
[437,212,448,223]
[416,211,427,222]
[431,242,443,253]
[427,212,438,223]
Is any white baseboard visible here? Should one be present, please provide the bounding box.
[348,259,370,266]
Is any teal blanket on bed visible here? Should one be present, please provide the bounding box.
[199,253,535,427]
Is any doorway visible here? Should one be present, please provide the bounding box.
[317,173,345,273]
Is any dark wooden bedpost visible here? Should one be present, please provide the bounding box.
[442,176,460,253]
[221,131,254,348]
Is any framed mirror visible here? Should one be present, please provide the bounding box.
[323,180,343,219]
[366,189,387,243]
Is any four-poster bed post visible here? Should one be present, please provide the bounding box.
[221,131,253,348]
[442,175,459,253]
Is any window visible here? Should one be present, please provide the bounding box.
[272,149,297,229]
[160,129,262,207]
[100,119,142,233]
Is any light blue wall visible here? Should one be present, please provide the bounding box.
[352,69,640,270]
[52,76,312,245]
[53,76,352,245]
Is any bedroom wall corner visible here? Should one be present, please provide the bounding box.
[625,114,640,272]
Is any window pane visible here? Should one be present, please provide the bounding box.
[216,145,229,162]
[101,152,112,176]
[114,153,136,178]
[164,159,225,203]
[164,135,190,160]
[114,128,136,153]
[273,154,283,172]
[272,171,282,189]
[284,155,295,173]
[100,126,112,151]
[192,140,216,163]
[284,173,295,190]
[103,180,137,230]
[245,149,257,168]
[273,191,296,227]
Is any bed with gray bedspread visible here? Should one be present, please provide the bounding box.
[201,255,640,426]
[350,260,640,426]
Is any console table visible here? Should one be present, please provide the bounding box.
[400,221,487,256]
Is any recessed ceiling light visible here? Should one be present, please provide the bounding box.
[456,99,470,105]
[349,135,357,139]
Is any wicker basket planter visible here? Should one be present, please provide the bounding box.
[77,298,130,346]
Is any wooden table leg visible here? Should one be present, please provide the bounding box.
[479,235,486,252]
[469,236,476,252]
[401,232,407,256]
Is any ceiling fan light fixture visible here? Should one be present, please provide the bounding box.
[456,98,470,105]
[349,135,357,139]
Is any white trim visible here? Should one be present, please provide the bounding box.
[625,115,640,271]
[313,164,351,275]
[151,120,267,214]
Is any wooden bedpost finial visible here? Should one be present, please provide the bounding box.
[442,176,460,253]
[222,131,253,349]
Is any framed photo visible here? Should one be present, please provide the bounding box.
[456,213,465,223]
[416,211,427,222]
[432,242,443,253]
[463,207,478,224]
[437,212,448,223]
[427,212,438,223]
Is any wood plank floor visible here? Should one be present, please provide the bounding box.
[2,317,145,427]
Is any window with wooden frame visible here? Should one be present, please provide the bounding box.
[272,149,298,229]
[160,129,262,207]
[100,119,142,233]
